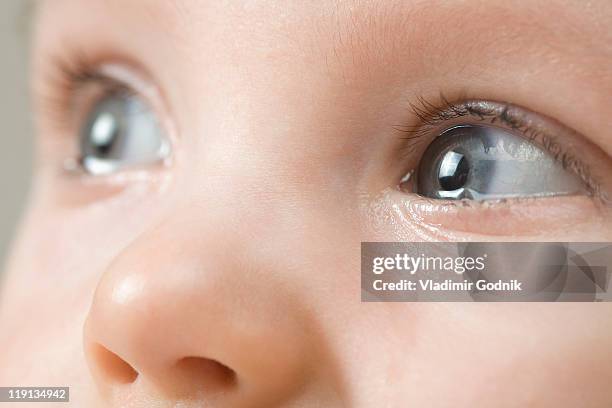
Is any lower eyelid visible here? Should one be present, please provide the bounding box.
[50,165,173,207]
[371,188,604,238]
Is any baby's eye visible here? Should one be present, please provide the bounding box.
[414,124,586,200]
[79,92,170,176]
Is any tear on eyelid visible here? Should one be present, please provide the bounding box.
[364,188,603,239]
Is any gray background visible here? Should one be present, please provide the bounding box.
[0,0,33,270]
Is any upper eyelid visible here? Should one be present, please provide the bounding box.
[38,58,136,125]
[395,96,553,139]
[37,54,170,129]
[392,98,546,154]
[40,49,162,105]
[66,71,132,94]
[56,60,149,103]
[37,70,134,141]
[66,74,138,114]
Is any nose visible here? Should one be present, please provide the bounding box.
[84,215,311,407]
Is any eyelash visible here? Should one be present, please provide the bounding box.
[394,94,605,203]
[38,53,137,134]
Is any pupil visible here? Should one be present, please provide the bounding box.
[88,111,119,157]
[438,150,469,191]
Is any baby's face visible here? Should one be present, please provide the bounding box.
[1,0,612,406]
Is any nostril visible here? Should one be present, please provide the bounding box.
[175,356,237,390]
[92,344,139,384]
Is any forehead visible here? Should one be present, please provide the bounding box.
[36,0,611,78]
[37,0,611,44]
[34,0,612,153]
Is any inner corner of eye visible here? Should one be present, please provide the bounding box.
[407,124,589,201]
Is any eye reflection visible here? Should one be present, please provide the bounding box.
[438,151,469,192]
[414,125,587,200]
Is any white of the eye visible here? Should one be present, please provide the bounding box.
[90,112,118,147]
[117,100,168,162]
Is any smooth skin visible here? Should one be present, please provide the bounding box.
[1,0,612,407]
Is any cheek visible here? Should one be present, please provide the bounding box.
[357,303,612,405]
[0,206,104,399]
[436,304,612,404]
[0,177,169,349]
[0,169,362,365]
